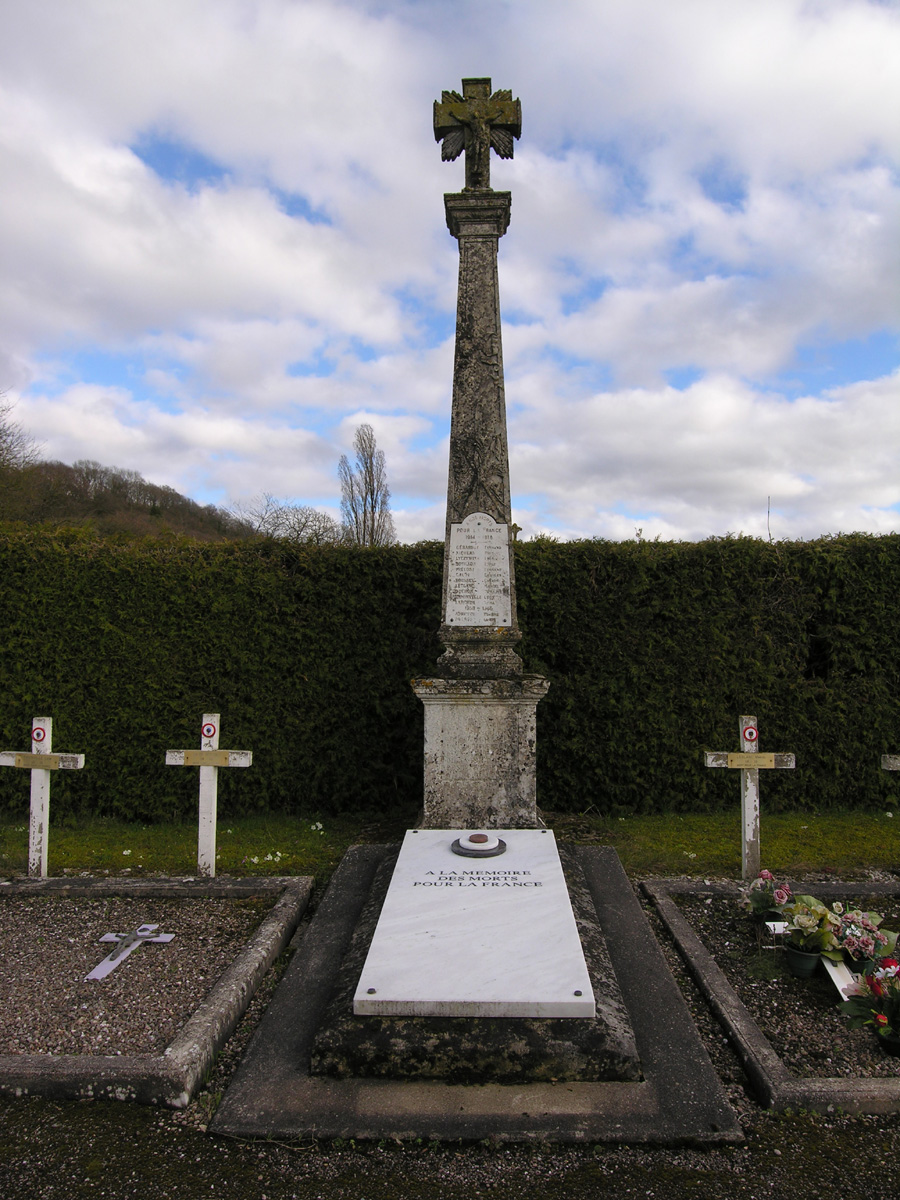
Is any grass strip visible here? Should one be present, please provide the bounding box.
[1,808,897,884]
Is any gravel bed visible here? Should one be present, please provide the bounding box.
[675,889,900,1079]
[0,896,269,1056]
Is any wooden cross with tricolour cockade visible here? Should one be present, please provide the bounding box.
[704,716,795,879]
[0,717,84,878]
[434,77,521,190]
[166,714,251,877]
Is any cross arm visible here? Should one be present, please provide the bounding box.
[0,751,85,770]
[433,90,522,159]
[704,751,795,769]
[166,749,252,767]
[882,755,900,771]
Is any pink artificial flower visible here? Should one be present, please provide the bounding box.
[758,869,774,882]
[773,887,791,906]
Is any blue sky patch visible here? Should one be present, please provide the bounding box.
[132,133,230,190]
[774,329,900,395]
[695,157,748,210]
[664,366,704,390]
[270,186,332,224]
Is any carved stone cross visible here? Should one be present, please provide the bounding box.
[434,77,521,190]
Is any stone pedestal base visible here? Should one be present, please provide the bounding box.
[411,675,550,828]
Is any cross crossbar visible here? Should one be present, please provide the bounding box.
[0,752,86,770]
[166,749,252,768]
[704,752,796,770]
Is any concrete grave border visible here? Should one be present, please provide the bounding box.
[643,878,900,1115]
[211,845,742,1145]
[0,875,312,1107]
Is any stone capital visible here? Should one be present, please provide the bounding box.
[444,191,511,240]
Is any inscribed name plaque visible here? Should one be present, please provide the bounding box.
[353,829,595,1018]
[445,512,512,627]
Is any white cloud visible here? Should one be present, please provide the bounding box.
[1,0,898,544]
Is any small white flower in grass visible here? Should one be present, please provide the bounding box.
[887,812,894,819]
[122,850,131,856]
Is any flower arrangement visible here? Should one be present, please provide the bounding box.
[839,959,900,1038]
[779,894,841,954]
[831,906,896,966]
[742,869,792,918]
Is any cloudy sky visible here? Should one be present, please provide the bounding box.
[2,0,898,542]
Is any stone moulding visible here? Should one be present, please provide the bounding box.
[0,875,312,1107]
[444,190,512,239]
[643,878,900,1115]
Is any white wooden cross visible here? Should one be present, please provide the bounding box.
[86,922,175,980]
[881,749,900,781]
[0,717,85,878]
[704,715,795,880]
[166,714,251,877]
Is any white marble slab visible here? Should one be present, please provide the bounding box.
[353,829,596,1018]
[445,513,512,627]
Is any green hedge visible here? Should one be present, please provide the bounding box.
[1,529,899,822]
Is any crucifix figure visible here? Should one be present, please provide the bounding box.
[434,77,521,190]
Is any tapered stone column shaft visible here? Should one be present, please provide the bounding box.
[438,192,522,680]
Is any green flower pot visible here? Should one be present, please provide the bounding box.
[846,954,875,975]
[784,944,821,978]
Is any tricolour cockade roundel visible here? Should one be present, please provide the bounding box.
[201,722,217,739]
[743,726,759,743]
[32,727,47,742]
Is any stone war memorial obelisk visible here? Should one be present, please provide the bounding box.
[211,80,742,1144]
[413,77,550,830]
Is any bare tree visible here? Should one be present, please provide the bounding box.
[0,398,41,472]
[0,398,42,520]
[338,423,396,546]
[230,492,343,544]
